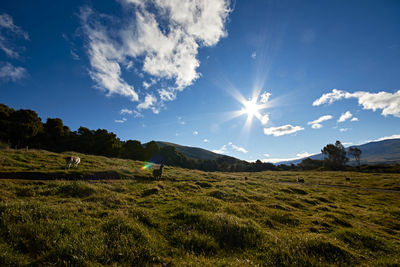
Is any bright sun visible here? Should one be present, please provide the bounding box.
[227,88,271,131]
[243,99,261,118]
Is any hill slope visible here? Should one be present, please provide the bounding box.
[277,139,400,165]
[156,141,228,161]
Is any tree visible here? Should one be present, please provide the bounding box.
[120,140,144,160]
[348,147,362,169]
[0,104,15,143]
[42,118,66,151]
[298,158,323,170]
[321,140,348,170]
[144,141,160,162]
[9,109,43,148]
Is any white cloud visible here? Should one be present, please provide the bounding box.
[229,143,248,154]
[311,123,322,129]
[263,124,304,137]
[261,152,315,164]
[339,128,348,132]
[133,110,143,117]
[79,7,138,102]
[0,62,27,82]
[212,145,227,154]
[308,115,332,125]
[120,108,143,117]
[80,0,230,114]
[193,131,198,135]
[313,89,347,106]
[260,114,269,125]
[0,14,28,83]
[351,117,358,122]
[62,33,80,60]
[342,142,353,146]
[251,51,256,59]
[70,50,80,60]
[260,158,297,164]
[314,89,400,118]
[296,152,312,158]
[0,13,29,59]
[203,139,209,143]
[115,117,127,123]
[158,88,176,102]
[137,94,157,114]
[177,117,185,125]
[120,108,133,115]
[338,111,353,122]
[367,134,400,143]
[260,92,271,104]
[308,115,332,129]
[263,153,270,157]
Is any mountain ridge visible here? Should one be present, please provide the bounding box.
[275,139,400,165]
[152,139,400,165]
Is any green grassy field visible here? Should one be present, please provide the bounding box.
[1,149,400,266]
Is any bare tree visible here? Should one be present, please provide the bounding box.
[348,147,362,169]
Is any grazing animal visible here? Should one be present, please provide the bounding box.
[65,156,80,169]
[244,176,248,180]
[153,164,164,179]
[345,177,350,181]
[297,177,305,183]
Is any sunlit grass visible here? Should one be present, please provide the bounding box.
[0,148,399,265]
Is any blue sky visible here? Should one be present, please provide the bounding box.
[1,0,400,162]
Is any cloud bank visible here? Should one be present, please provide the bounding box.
[80,0,230,114]
[314,89,400,117]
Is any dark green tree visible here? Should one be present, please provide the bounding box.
[144,141,160,161]
[120,140,144,160]
[321,140,348,170]
[92,129,121,157]
[0,104,15,143]
[43,118,67,151]
[298,158,323,170]
[9,109,43,148]
[160,146,185,166]
[75,126,94,154]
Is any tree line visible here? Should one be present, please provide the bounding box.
[0,103,368,172]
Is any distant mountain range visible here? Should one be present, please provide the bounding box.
[275,139,400,165]
[156,139,400,165]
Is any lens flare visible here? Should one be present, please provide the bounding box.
[140,162,153,170]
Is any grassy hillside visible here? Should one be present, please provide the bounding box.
[1,149,400,266]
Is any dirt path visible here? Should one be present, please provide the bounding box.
[279,180,400,194]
